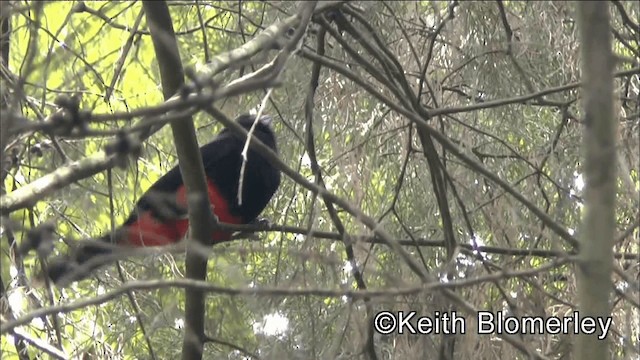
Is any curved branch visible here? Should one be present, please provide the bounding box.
[300,49,581,249]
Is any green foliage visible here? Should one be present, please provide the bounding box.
[1,1,638,359]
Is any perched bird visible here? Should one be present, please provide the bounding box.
[46,114,281,285]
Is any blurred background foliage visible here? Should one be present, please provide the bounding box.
[1,1,638,359]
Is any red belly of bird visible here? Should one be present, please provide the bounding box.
[125,179,241,247]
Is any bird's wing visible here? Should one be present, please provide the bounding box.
[123,133,241,225]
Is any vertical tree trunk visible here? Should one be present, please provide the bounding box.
[575,3,617,360]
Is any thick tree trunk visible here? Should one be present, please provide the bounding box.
[575,3,617,360]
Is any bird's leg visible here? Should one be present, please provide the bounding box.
[232,217,273,241]
[250,217,272,227]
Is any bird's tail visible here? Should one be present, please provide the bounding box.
[45,232,122,286]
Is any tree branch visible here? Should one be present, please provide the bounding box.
[576,3,617,359]
[0,0,346,216]
[142,2,211,359]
